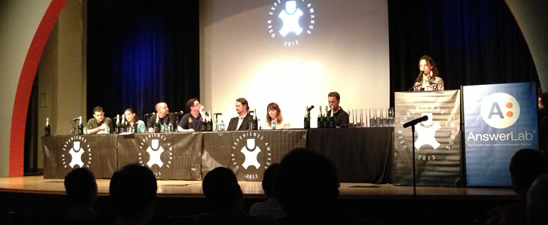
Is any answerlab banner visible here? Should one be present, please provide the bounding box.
[463,82,538,186]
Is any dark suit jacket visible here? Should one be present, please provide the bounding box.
[227,113,253,131]
[147,112,177,129]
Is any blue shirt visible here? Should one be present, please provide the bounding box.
[178,113,202,131]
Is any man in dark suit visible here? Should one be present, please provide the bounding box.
[227,98,253,131]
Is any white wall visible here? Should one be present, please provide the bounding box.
[0,0,53,176]
[38,0,86,169]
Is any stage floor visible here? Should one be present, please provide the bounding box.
[0,176,517,200]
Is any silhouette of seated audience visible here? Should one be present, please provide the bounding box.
[480,149,548,225]
[526,173,548,225]
[274,148,382,225]
[60,167,116,225]
[249,163,286,219]
[193,167,276,225]
[109,163,157,225]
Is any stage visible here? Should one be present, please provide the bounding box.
[0,176,518,225]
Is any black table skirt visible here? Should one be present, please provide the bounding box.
[42,128,393,183]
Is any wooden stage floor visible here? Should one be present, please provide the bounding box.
[0,176,517,200]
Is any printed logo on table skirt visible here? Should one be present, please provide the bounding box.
[62,136,92,168]
[139,133,173,176]
[231,132,272,180]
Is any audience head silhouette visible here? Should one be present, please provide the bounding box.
[262,163,279,198]
[274,148,340,217]
[109,163,157,223]
[202,167,244,212]
[510,149,548,198]
[64,167,98,207]
[527,173,548,225]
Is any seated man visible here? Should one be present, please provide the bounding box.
[227,98,254,131]
[147,102,177,132]
[178,98,203,131]
[86,106,114,134]
[327,92,349,128]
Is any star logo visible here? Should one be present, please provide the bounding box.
[415,113,441,150]
[139,134,173,176]
[61,136,92,168]
[240,138,262,169]
[231,132,272,180]
[267,0,315,47]
[396,106,459,161]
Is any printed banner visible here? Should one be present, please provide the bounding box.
[463,82,538,186]
[393,90,462,186]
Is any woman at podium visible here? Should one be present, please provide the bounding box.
[412,55,445,91]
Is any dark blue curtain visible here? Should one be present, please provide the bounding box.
[87,0,198,119]
[389,0,538,105]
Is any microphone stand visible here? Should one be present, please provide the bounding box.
[411,124,417,200]
[403,115,427,200]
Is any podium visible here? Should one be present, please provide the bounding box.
[392,90,463,186]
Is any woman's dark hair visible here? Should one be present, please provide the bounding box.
[124,108,140,123]
[419,55,440,79]
[266,103,283,126]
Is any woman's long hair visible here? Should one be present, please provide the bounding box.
[419,55,439,79]
[266,103,283,126]
[124,108,140,123]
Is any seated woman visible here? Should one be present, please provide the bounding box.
[263,103,290,129]
[124,108,146,133]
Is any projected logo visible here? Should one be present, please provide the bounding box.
[138,134,173,171]
[267,0,315,47]
[61,136,92,168]
[231,132,272,180]
[480,93,520,129]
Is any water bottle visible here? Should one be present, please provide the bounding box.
[168,122,174,132]
[130,125,135,133]
[105,126,110,134]
[271,121,277,130]
[219,120,225,131]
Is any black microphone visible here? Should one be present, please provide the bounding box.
[214,113,222,116]
[403,115,428,128]
[308,105,314,111]
[175,110,184,115]
[408,71,425,91]
[72,117,80,121]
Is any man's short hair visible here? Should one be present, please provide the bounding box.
[93,106,104,113]
[186,98,199,109]
[110,164,157,218]
[64,168,97,206]
[274,148,339,215]
[328,92,340,101]
[202,167,243,210]
[236,98,249,111]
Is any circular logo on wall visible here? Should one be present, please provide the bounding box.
[396,106,458,161]
[138,133,173,176]
[231,132,272,180]
[267,0,316,47]
[61,136,92,168]
[480,92,520,129]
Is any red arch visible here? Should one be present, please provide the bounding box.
[9,0,67,176]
